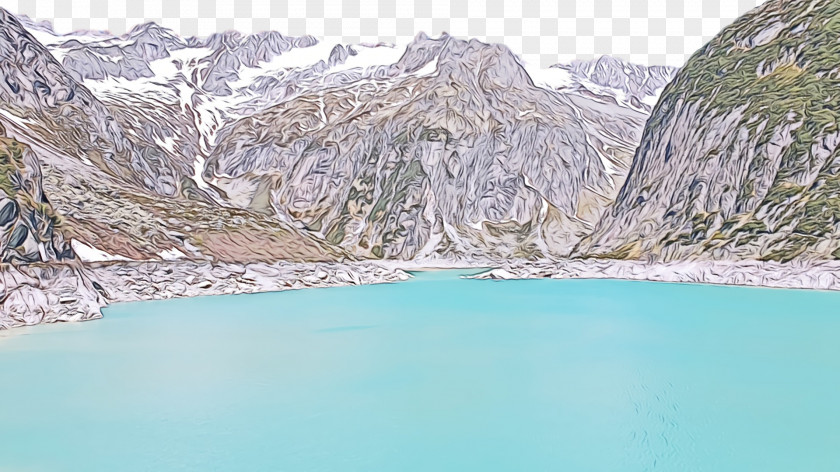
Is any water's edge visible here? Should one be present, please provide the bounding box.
[474,259,840,292]
[0,259,494,330]
[6,257,840,330]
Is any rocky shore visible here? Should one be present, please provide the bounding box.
[8,256,840,330]
[0,263,105,329]
[0,260,412,330]
[471,259,840,291]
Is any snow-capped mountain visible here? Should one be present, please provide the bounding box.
[1,8,675,264]
[202,33,672,259]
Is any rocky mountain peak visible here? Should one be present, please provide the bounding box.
[552,55,678,106]
[124,21,186,57]
[438,36,534,89]
[189,30,245,50]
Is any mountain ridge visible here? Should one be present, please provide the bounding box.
[6,12,675,262]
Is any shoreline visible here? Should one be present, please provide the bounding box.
[470,259,840,292]
[89,260,414,304]
[0,260,417,330]
[5,257,840,331]
[0,258,498,330]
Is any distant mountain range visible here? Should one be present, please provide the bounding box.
[1,8,676,264]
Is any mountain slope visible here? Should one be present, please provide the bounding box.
[203,34,663,260]
[0,10,348,264]
[33,19,673,262]
[3,11,677,264]
[0,9,187,196]
[579,0,840,262]
[37,21,396,193]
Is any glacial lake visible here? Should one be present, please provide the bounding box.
[1,270,839,471]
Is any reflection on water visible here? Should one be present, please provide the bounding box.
[1,271,839,471]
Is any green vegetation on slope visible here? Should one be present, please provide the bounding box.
[593,0,840,262]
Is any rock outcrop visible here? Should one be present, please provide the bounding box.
[0,123,104,328]
[0,264,104,328]
[0,133,70,262]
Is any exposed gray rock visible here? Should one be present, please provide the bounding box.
[0,136,72,263]
[0,263,105,329]
[87,260,412,303]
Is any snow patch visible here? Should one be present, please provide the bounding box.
[192,155,209,189]
[71,239,133,262]
[526,65,574,90]
[330,43,404,74]
[154,135,177,154]
[158,247,187,260]
[232,42,334,86]
[413,53,439,77]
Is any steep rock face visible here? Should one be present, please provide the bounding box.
[204,34,657,260]
[580,0,840,262]
[0,123,104,327]
[0,133,71,262]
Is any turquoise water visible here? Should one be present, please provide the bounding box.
[1,271,839,471]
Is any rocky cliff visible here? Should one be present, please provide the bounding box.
[0,127,69,263]
[0,122,104,327]
[579,0,840,262]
